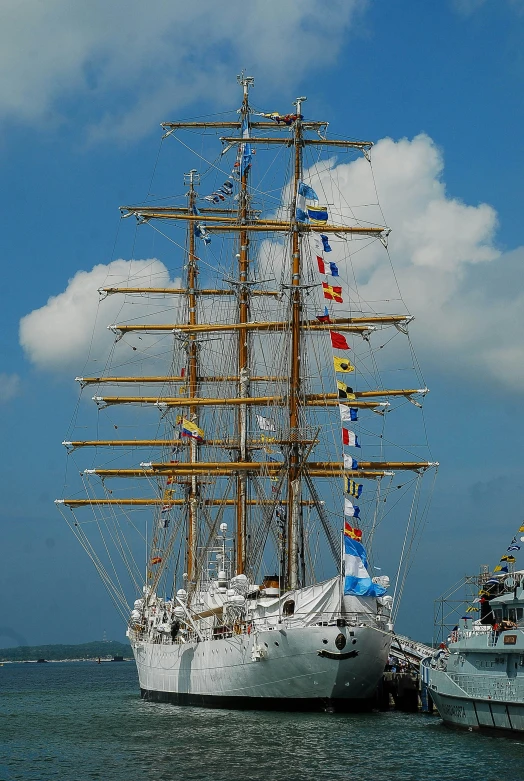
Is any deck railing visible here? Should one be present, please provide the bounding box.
[446,671,524,702]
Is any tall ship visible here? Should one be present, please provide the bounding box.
[423,527,524,733]
[56,75,437,710]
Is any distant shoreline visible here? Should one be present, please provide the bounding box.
[0,640,132,663]
[1,658,133,664]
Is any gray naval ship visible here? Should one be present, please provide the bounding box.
[422,571,524,733]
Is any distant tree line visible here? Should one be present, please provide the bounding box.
[0,640,132,662]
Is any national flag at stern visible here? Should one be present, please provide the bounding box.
[322,282,343,303]
[181,418,205,442]
[343,535,386,597]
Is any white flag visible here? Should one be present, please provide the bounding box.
[256,414,276,432]
[344,454,358,470]
[339,404,351,422]
[344,498,357,517]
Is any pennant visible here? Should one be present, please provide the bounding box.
[240,118,252,177]
[466,606,479,613]
[192,206,211,245]
[320,234,332,252]
[344,477,363,498]
[507,544,521,552]
[307,205,328,224]
[337,381,355,400]
[316,307,331,323]
[344,498,360,518]
[340,404,358,422]
[344,520,363,541]
[296,190,308,223]
[161,504,173,513]
[501,555,516,564]
[330,331,350,350]
[494,565,502,572]
[322,282,343,303]
[298,181,319,200]
[342,429,361,448]
[333,356,354,373]
[256,414,276,432]
[343,535,386,597]
[343,454,359,470]
[263,112,302,126]
[181,419,205,442]
[150,556,162,565]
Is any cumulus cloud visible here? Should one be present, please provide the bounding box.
[292,133,524,390]
[19,258,181,372]
[20,134,524,391]
[0,373,20,403]
[0,0,366,139]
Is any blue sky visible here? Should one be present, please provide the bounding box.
[1,0,523,647]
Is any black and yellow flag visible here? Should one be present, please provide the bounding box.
[337,380,356,400]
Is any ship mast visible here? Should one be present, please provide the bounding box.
[287,96,306,590]
[58,82,439,599]
[185,168,199,586]
[236,73,254,575]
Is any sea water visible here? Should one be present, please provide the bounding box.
[1,662,524,781]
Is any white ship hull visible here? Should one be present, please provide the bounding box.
[132,622,391,711]
[430,688,524,734]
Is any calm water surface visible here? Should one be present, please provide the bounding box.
[1,662,524,781]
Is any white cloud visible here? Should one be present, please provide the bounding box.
[20,134,524,392]
[19,258,181,372]
[293,134,524,390]
[451,0,488,14]
[0,373,20,403]
[0,0,366,139]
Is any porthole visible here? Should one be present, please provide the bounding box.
[322,639,328,645]
[352,639,357,645]
[274,641,279,646]
[335,634,346,650]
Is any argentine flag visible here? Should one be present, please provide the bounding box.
[343,535,387,597]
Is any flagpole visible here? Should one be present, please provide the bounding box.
[340,529,344,609]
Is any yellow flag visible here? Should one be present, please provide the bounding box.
[334,356,354,373]
[494,565,502,572]
[519,525,524,533]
